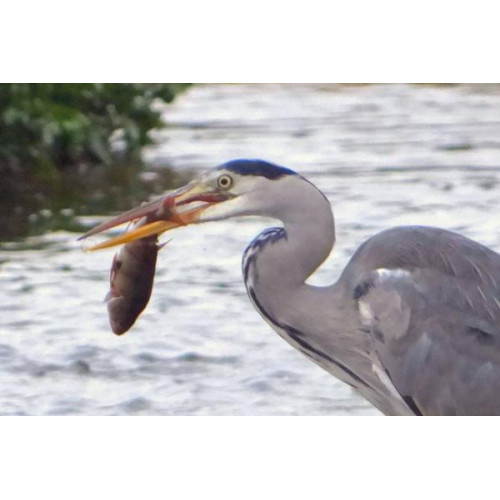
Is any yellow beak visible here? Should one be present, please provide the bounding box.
[78,182,226,251]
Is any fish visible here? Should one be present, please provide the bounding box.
[105,221,164,335]
[80,198,183,334]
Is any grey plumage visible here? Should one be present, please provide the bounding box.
[344,227,500,415]
[83,158,500,415]
[231,161,500,416]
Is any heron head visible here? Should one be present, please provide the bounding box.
[80,159,312,251]
[176,159,302,221]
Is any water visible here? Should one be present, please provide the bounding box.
[2,83,500,415]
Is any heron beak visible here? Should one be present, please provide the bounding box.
[78,182,228,251]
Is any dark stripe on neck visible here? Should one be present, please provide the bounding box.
[248,287,282,329]
[284,326,366,388]
[248,285,367,390]
[402,396,423,416]
[243,228,286,280]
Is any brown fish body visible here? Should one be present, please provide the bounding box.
[106,233,160,335]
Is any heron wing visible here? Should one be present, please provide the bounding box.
[350,227,500,415]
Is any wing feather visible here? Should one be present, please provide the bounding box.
[348,227,500,415]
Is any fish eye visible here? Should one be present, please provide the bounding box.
[217,174,233,190]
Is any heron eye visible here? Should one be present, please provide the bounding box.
[217,174,233,190]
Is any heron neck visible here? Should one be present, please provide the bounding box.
[282,216,335,285]
[246,191,335,335]
[251,184,335,293]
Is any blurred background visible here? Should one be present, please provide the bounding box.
[1,83,500,415]
[0,83,191,239]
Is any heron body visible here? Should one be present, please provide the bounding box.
[220,160,500,416]
[83,159,500,415]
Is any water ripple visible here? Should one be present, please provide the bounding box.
[3,84,500,414]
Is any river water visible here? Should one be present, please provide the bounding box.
[2,83,500,415]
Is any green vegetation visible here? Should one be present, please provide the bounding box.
[0,83,191,239]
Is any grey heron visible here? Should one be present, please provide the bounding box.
[81,159,500,416]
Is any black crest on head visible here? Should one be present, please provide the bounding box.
[217,159,297,180]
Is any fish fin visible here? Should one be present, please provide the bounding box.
[109,253,120,283]
[104,290,122,303]
[157,239,172,251]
